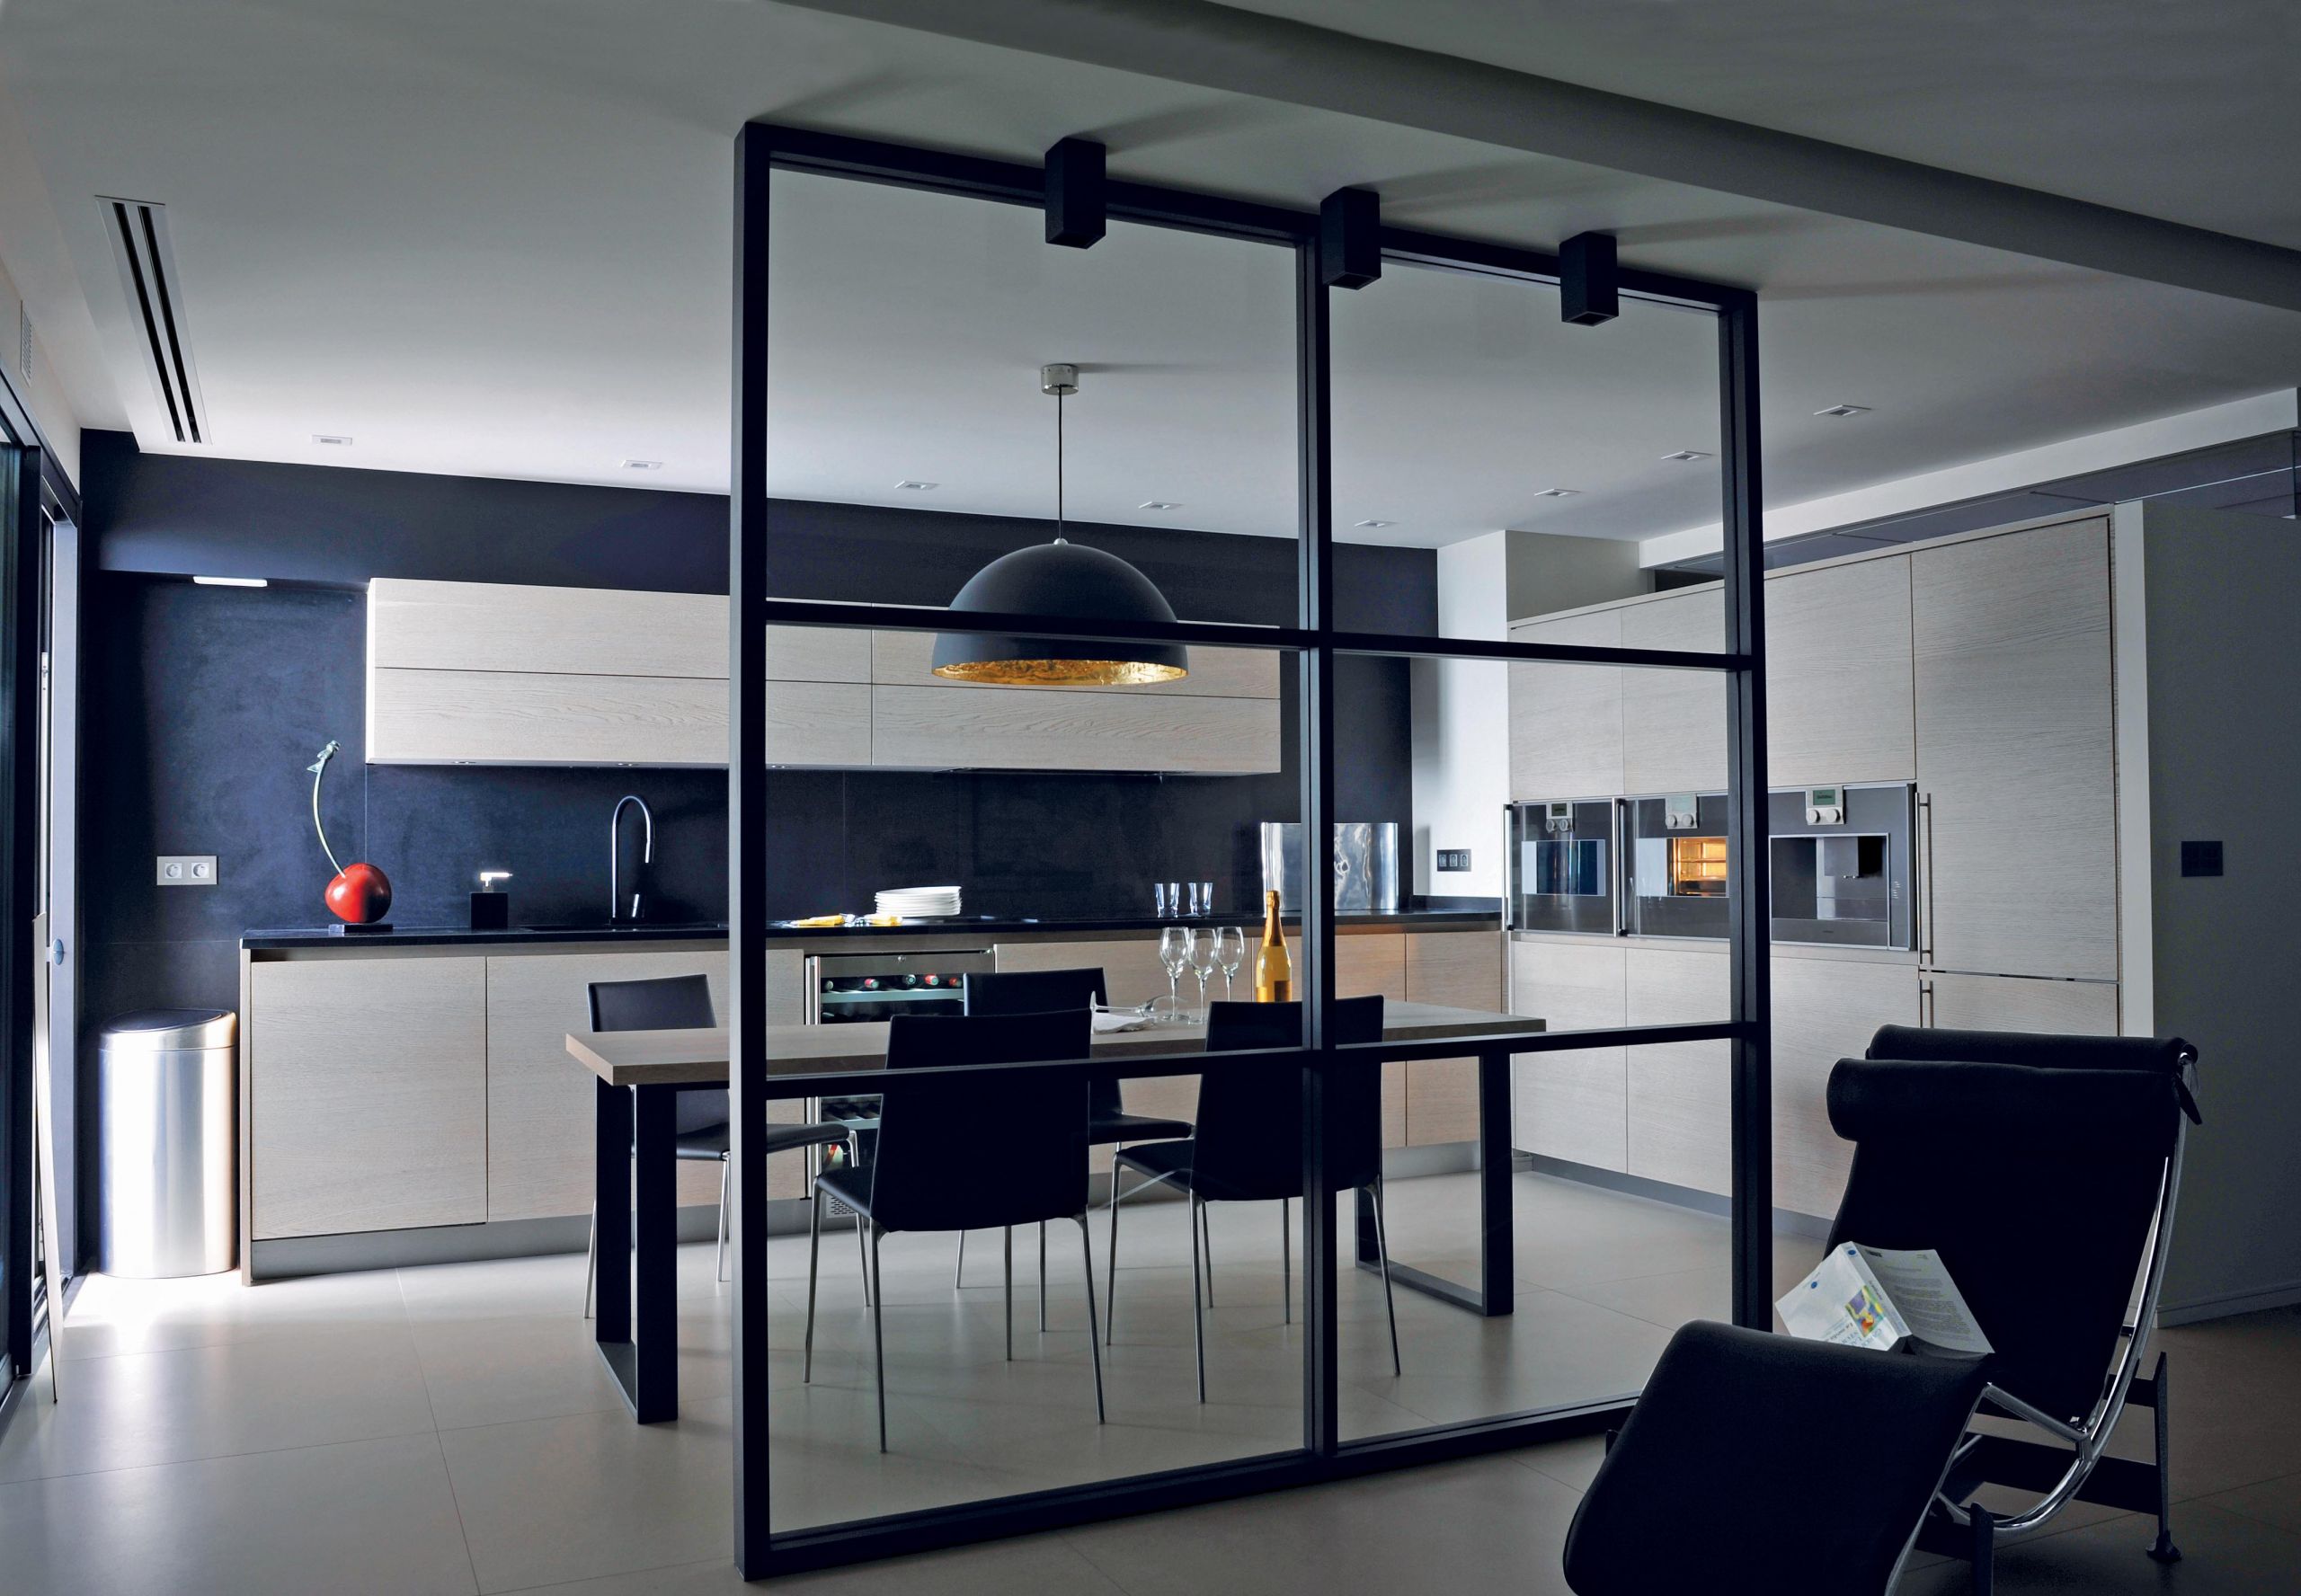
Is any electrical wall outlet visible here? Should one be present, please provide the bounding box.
[156,854,218,886]
[1435,848,1472,873]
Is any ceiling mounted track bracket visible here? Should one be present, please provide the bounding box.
[1560,232,1621,326]
[1319,187,1381,289]
[1044,137,1106,249]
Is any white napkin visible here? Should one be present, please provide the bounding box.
[1091,1011,1152,1034]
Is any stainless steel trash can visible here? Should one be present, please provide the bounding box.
[98,1009,238,1278]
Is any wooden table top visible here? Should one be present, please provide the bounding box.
[565,1001,1544,1087]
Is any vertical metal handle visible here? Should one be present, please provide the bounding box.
[1920,977,1935,1028]
[1500,806,1515,932]
[1916,791,1936,965]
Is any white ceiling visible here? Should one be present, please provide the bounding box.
[1213,0,2301,252]
[4,0,2299,549]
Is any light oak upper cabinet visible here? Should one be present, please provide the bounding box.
[1509,938,1628,1173]
[1508,609,1624,801]
[1620,589,1728,797]
[366,579,870,768]
[249,955,488,1239]
[1766,556,1917,789]
[1913,521,2117,980]
[868,629,1280,775]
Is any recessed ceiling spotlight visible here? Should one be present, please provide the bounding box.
[1532,487,1582,499]
[1660,449,1713,463]
[1139,501,1183,511]
[311,433,353,447]
[1354,519,1396,528]
[192,575,269,588]
[1813,403,1872,419]
[894,479,938,491]
[620,457,663,471]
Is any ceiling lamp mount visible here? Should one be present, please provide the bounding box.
[929,366,1188,687]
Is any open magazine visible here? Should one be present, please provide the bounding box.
[1776,1244,1994,1358]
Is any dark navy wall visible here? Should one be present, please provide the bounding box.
[79,437,1430,1062]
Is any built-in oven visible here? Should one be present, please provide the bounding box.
[807,950,997,1168]
[1767,784,1915,950]
[1624,792,1734,938]
[1505,800,1618,935]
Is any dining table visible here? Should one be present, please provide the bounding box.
[566,1000,1542,1422]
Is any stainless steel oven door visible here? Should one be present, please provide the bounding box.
[1506,800,1618,935]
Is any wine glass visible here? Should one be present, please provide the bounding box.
[1158,926,1195,1018]
[1214,926,1246,1001]
[1187,927,1220,1015]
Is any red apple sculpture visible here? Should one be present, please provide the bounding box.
[324,861,394,925]
[308,740,392,926]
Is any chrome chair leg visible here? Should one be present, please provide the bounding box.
[1078,1213,1106,1424]
[1281,1196,1291,1326]
[855,1203,872,1308]
[1004,1225,1014,1361]
[1202,1201,1216,1308]
[803,1187,822,1383]
[582,1196,597,1319]
[1190,1194,1208,1404]
[1039,1220,1049,1333]
[1370,1177,1401,1377]
[954,1228,967,1289]
[869,1226,888,1453]
[1105,1164,1125,1343]
[715,1157,731,1283]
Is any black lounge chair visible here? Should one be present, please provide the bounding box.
[1564,1024,2200,1594]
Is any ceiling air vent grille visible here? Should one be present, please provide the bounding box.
[99,197,207,445]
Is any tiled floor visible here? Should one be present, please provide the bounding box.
[3,1171,2297,1592]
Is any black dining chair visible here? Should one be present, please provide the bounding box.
[582,973,858,1315]
[958,968,1197,1326]
[804,1007,1102,1452]
[1107,996,1398,1401]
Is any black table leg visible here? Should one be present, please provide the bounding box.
[1355,1045,1515,1317]
[594,1080,680,1422]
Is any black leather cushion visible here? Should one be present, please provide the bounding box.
[1563,1320,1989,1596]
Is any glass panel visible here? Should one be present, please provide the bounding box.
[762,1042,1307,1533]
[1329,258,1720,646]
[767,170,1300,622]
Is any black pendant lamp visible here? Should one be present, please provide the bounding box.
[931,364,1188,686]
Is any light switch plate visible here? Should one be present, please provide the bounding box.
[156,854,218,886]
[1435,848,1472,873]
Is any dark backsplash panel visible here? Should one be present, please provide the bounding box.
[80,442,1430,1033]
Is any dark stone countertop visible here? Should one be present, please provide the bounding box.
[241,905,1502,951]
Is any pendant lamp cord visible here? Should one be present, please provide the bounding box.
[1053,386,1068,545]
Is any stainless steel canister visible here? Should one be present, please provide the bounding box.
[97,1008,238,1277]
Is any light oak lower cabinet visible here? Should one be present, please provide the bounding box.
[1509,938,1628,1173]
[484,949,806,1220]
[250,956,489,1240]
[1772,955,1915,1219]
[1623,943,1731,1196]
[1925,972,2119,1035]
[1402,930,1501,1146]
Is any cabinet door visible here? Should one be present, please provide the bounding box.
[485,949,801,1221]
[1508,610,1623,801]
[1275,932,1411,1147]
[1621,590,1727,797]
[1624,944,1731,1195]
[870,683,1279,774]
[1403,931,1502,1146]
[1914,520,2117,980]
[1766,556,1916,788]
[1508,938,1627,1172]
[1926,971,2119,1035]
[1772,956,1916,1219]
[250,956,488,1239]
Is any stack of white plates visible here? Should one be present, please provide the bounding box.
[875,885,962,918]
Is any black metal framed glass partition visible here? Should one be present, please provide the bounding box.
[728,123,1768,1579]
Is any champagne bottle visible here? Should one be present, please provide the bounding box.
[1255,889,1293,1003]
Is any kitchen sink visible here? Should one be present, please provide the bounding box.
[518,919,729,935]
